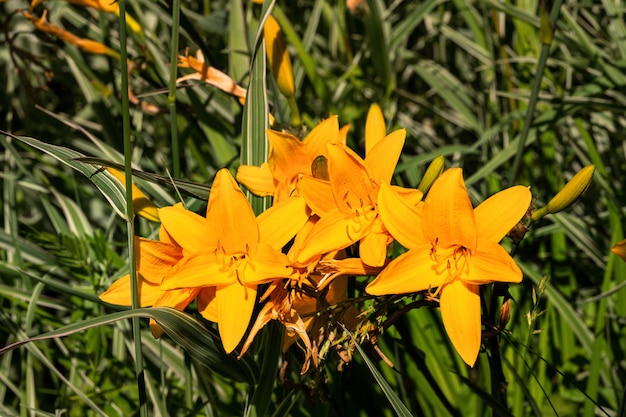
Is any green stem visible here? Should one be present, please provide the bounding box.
[118,1,147,415]
[508,0,562,185]
[169,0,181,180]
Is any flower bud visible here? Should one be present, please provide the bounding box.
[264,15,295,99]
[546,164,595,214]
[417,155,445,194]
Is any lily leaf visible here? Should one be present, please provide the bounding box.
[0,306,259,384]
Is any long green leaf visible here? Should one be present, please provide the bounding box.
[346,327,414,417]
[0,306,259,384]
[3,131,127,219]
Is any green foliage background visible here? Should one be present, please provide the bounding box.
[1,0,626,415]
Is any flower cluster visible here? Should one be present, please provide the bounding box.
[100,106,532,369]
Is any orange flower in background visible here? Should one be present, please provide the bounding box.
[237,116,342,202]
[367,168,531,366]
[177,52,247,103]
[612,239,626,263]
[21,10,118,57]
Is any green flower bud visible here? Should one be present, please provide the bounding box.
[417,155,445,194]
[546,164,595,213]
[531,164,595,222]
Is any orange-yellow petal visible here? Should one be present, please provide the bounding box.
[366,243,446,295]
[205,169,258,254]
[257,196,310,250]
[160,252,231,289]
[99,274,161,307]
[327,143,374,211]
[236,163,277,197]
[246,243,292,284]
[359,229,390,267]
[423,168,477,251]
[197,287,218,322]
[136,237,182,283]
[378,182,424,249]
[296,208,373,264]
[149,288,202,338]
[158,206,208,252]
[365,103,386,155]
[216,283,257,353]
[463,239,523,285]
[298,176,335,216]
[439,280,481,367]
[268,116,339,184]
[474,185,531,243]
[365,129,405,185]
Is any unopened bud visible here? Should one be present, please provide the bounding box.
[499,298,511,328]
[265,15,295,99]
[417,155,445,194]
[551,165,595,216]
[531,165,595,222]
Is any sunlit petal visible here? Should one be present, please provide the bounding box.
[206,169,258,254]
[246,243,292,283]
[475,185,531,242]
[463,240,523,285]
[236,163,276,197]
[423,168,477,251]
[160,252,232,289]
[378,182,424,249]
[439,280,481,367]
[296,209,371,264]
[216,283,257,353]
[268,116,339,183]
[359,230,390,267]
[298,176,335,216]
[366,244,447,295]
[365,129,405,185]
[391,185,424,207]
[257,196,310,250]
[136,237,182,283]
[365,103,386,155]
[99,274,161,307]
[159,206,209,251]
[327,143,374,210]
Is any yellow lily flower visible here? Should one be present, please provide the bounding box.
[295,128,406,267]
[99,209,217,337]
[158,169,295,353]
[367,168,531,366]
[236,116,342,203]
[65,0,143,35]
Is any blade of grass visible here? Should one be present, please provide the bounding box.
[343,324,414,417]
[117,0,147,414]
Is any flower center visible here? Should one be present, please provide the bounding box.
[429,241,471,293]
[215,241,251,285]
